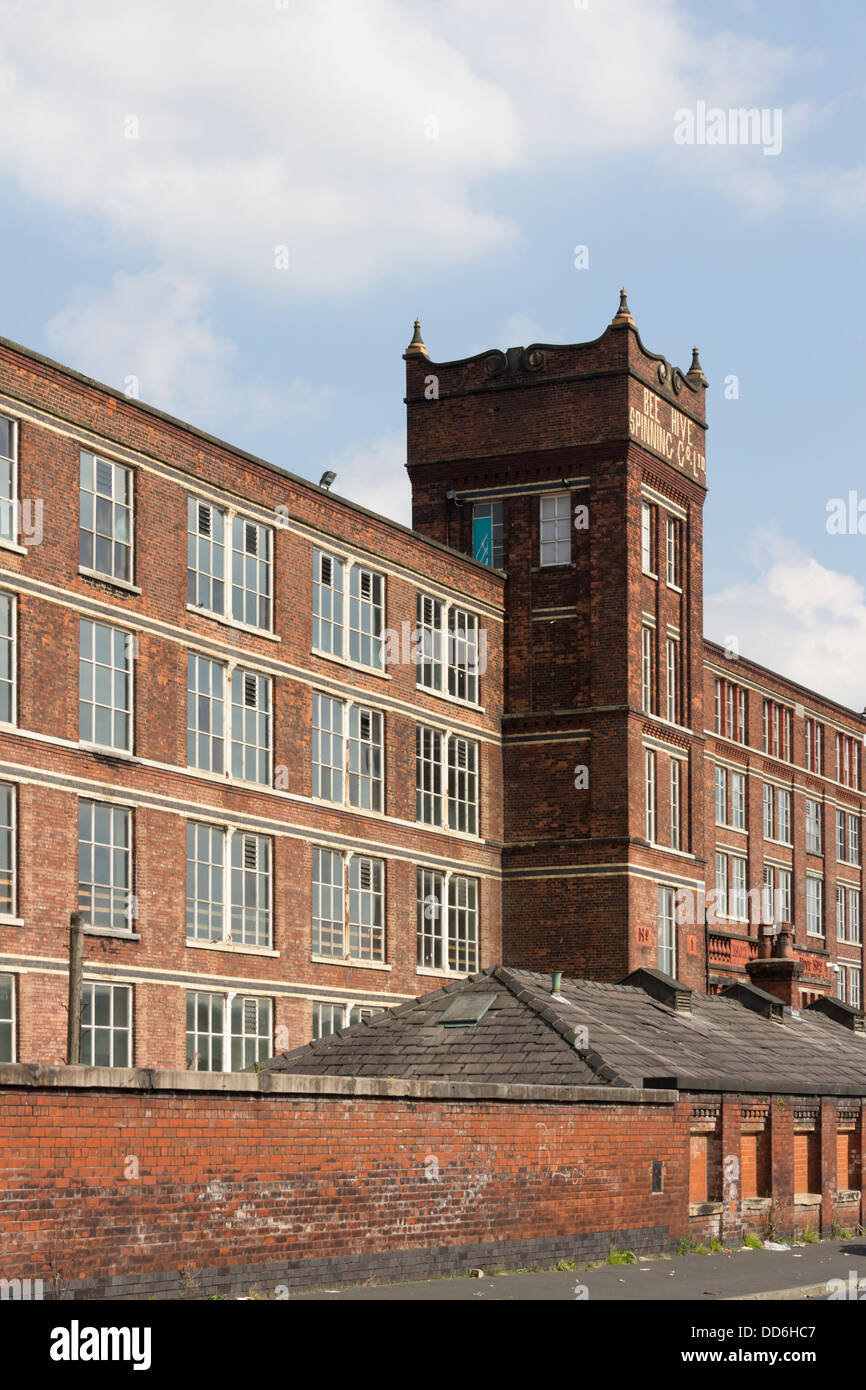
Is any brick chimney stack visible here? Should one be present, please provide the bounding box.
[746,925,802,1009]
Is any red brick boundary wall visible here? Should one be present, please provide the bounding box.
[0,1068,862,1298]
[1,1066,680,1298]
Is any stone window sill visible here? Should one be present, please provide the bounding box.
[689,1201,723,1217]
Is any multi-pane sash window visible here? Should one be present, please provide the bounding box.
[540,493,571,566]
[81,982,132,1067]
[448,607,480,703]
[836,733,860,789]
[348,565,384,668]
[765,787,792,844]
[658,886,676,978]
[186,823,272,948]
[186,991,272,1071]
[641,503,655,574]
[79,620,132,752]
[805,799,822,854]
[806,875,824,937]
[762,699,792,761]
[715,766,727,826]
[188,500,273,631]
[641,626,655,714]
[714,679,747,744]
[836,886,861,944]
[416,595,482,704]
[187,498,225,612]
[762,783,774,839]
[762,865,792,925]
[78,800,132,932]
[665,516,681,587]
[312,694,382,810]
[313,550,383,670]
[188,655,271,783]
[0,414,17,545]
[714,767,745,829]
[645,748,657,842]
[312,1000,386,1039]
[312,848,385,961]
[232,516,272,629]
[0,972,13,1062]
[0,783,15,917]
[670,761,682,851]
[731,772,746,830]
[715,852,747,922]
[231,669,271,783]
[79,451,132,583]
[665,637,679,723]
[835,809,861,865]
[416,868,479,974]
[472,501,504,569]
[805,718,824,774]
[0,593,14,724]
[838,963,862,1010]
[714,852,728,921]
[415,726,479,834]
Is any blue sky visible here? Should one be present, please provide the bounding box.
[1,0,865,706]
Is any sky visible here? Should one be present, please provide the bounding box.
[0,0,865,709]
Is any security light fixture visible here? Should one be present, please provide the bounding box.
[319,470,337,489]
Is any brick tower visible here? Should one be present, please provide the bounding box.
[405,293,710,990]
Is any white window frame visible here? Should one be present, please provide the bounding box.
[0,591,15,727]
[806,874,824,938]
[186,989,272,1071]
[312,693,383,811]
[78,799,134,933]
[313,548,384,671]
[185,822,273,949]
[311,999,387,1039]
[641,625,655,715]
[670,760,681,851]
[188,496,273,633]
[0,971,15,1063]
[776,787,792,845]
[188,653,272,784]
[641,502,654,576]
[645,748,657,842]
[805,798,822,855]
[79,619,133,753]
[416,867,479,975]
[415,593,483,706]
[0,413,19,547]
[0,782,16,921]
[665,636,678,723]
[665,514,680,588]
[79,450,133,585]
[540,492,571,566]
[81,981,132,1067]
[416,724,479,835]
[312,847,385,963]
[730,772,746,830]
[657,886,676,978]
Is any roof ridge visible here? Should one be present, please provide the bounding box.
[491,966,631,1086]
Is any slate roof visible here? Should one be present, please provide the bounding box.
[263,966,866,1097]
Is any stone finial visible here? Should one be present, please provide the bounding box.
[405,318,429,358]
[611,288,634,327]
[687,345,708,386]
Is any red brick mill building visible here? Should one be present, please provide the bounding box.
[0,290,862,1074]
[1,293,866,1298]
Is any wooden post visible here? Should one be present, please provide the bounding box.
[66,911,84,1064]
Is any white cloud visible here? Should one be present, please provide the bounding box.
[0,0,820,303]
[322,430,411,526]
[704,527,866,712]
[44,268,328,426]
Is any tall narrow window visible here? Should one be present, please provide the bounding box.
[806,876,824,937]
[715,766,727,825]
[0,415,17,545]
[78,800,132,932]
[186,991,225,1071]
[230,833,271,947]
[641,503,654,574]
[0,593,14,726]
[715,852,728,920]
[731,772,746,830]
[762,783,774,839]
[416,726,443,825]
[230,996,272,1071]
[230,669,271,784]
[805,798,822,854]
[670,761,681,851]
[187,498,225,613]
[448,736,479,835]
[665,515,680,587]
[641,626,655,714]
[777,788,792,845]
[666,637,679,723]
[347,705,383,811]
[312,550,345,656]
[232,517,272,630]
[472,501,504,569]
[79,620,132,752]
[348,856,385,961]
[187,653,225,773]
[540,493,571,566]
[417,593,444,692]
[81,982,132,1066]
[312,847,345,957]
[0,783,15,917]
[645,748,657,842]
[79,451,132,583]
[348,565,384,670]
[0,973,13,1062]
[448,607,480,704]
[658,886,676,978]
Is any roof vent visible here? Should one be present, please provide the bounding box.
[620,967,693,1014]
[720,980,784,1022]
[804,995,866,1033]
[439,993,497,1028]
